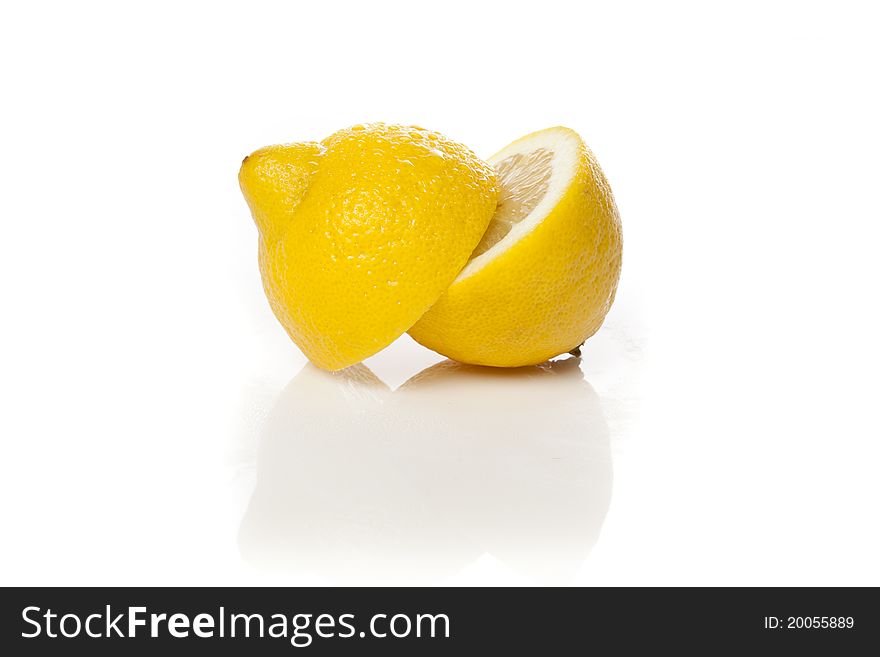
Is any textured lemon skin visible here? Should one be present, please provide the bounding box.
[408,128,622,367]
[240,143,324,241]
[240,124,498,371]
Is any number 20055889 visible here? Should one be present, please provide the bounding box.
[764,617,854,629]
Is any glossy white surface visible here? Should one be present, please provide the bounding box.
[1,2,879,586]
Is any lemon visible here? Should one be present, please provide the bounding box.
[239,124,498,371]
[408,127,622,367]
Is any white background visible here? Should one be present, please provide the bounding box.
[1,1,878,586]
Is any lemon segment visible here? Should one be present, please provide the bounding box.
[408,127,622,367]
[240,124,498,371]
[469,146,554,258]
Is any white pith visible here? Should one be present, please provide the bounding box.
[455,128,581,282]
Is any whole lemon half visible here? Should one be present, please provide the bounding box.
[239,124,498,371]
[408,127,622,367]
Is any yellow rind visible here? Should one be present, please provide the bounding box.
[408,127,622,367]
[240,124,498,371]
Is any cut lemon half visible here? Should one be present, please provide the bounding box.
[239,124,498,371]
[408,126,622,367]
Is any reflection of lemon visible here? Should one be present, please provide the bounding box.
[397,358,611,582]
[239,357,611,584]
[239,124,498,371]
[409,127,622,367]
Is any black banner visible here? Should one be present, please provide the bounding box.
[1,587,876,653]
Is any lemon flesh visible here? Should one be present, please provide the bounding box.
[240,124,498,371]
[408,127,622,367]
[470,147,554,258]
